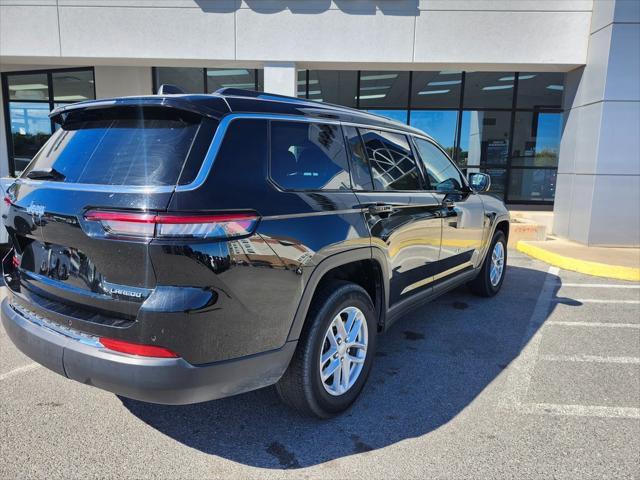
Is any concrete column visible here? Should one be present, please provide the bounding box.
[263,62,296,97]
[553,0,640,247]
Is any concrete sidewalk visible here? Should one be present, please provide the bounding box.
[517,237,640,282]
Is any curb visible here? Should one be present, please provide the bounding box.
[516,241,640,282]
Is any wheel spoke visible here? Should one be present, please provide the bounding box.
[321,347,337,365]
[322,358,341,381]
[341,358,351,389]
[347,354,365,364]
[350,341,366,351]
[347,318,362,343]
[326,326,338,348]
[344,308,357,337]
[331,362,343,391]
[335,316,348,340]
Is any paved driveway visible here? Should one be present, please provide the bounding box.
[1,250,638,479]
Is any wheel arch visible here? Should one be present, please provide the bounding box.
[286,248,389,342]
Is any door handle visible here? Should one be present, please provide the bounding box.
[368,204,394,215]
[359,203,395,215]
[442,199,455,209]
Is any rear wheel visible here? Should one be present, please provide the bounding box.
[276,281,377,418]
[469,230,507,297]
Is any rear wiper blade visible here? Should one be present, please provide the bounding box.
[26,168,66,181]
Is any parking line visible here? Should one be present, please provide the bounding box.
[546,321,640,329]
[560,283,640,289]
[552,299,640,304]
[500,266,560,408]
[539,354,640,364]
[0,363,40,381]
[518,402,640,419]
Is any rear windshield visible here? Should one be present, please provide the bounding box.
[22,106,203,186]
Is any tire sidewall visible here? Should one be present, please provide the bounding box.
[306,285,377,415]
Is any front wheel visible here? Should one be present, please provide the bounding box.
[469,230,507,297]
[276,281,377,418]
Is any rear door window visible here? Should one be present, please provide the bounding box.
[270,121,351,191]
[359,129,422,191]
[22,106,203,186]
[414,137,466,192]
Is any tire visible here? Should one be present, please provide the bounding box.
[276,281,377,418]
[469,230,507,297]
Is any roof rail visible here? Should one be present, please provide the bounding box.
[215,87,305,103]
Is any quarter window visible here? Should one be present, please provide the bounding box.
[414,138,465,192]
[270,121,351,191]
[359,129,421,191]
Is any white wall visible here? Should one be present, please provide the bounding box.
[1,0,592,71]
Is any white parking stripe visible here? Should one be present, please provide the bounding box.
[539,354,640,364]
[546,321,640,329]
[517,402,640,419]
[552,299,640,304]
[0,363,40,381]
[500,266,560,408]
[560,283,640,289]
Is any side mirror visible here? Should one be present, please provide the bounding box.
[469,172,491,193]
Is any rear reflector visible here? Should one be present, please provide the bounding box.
[84,210,259,240]
[99,337,179,358]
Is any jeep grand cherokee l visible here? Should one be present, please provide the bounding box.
[1,88,509,418]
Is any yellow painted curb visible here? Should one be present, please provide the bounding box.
[516,241,640,282]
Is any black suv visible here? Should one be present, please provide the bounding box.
[2,89,509,418]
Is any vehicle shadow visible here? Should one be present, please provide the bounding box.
[121,263,562,469]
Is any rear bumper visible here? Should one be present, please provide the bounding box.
[1,297,296,405]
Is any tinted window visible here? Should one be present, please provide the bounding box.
[270,121,351,191]
[343,125,373,190]
[23,107,202,186]
[414,138,465,192]
[359,129,421,191]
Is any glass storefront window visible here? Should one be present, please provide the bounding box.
[358,71,409,109]
[297,70,307,98]
[7,73,49,101]
[482,168,507,200]
[206,68,257,93]
[508,168,557,202]
[459,111,511,169]
[366,109,408,124]
[409,110,459,157]
[307,70,358,106]
[2,68,95,176]
[8,102,52,172]
[463,72,515,109]
[516,72,565,109]
[52,70,94,102]
[411,71,462,109]
[511,111,562,167]
[153,67,262,94]
[154,67,204,94]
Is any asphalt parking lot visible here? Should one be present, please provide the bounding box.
[1,250,639,479]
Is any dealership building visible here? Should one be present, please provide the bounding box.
[0,0,638,246]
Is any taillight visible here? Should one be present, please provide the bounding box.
[83,210,259,240]
[99,337,179,358]
[3,195,12,206]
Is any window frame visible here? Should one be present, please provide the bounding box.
[267,118,353,193]
[1,66,96,177]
